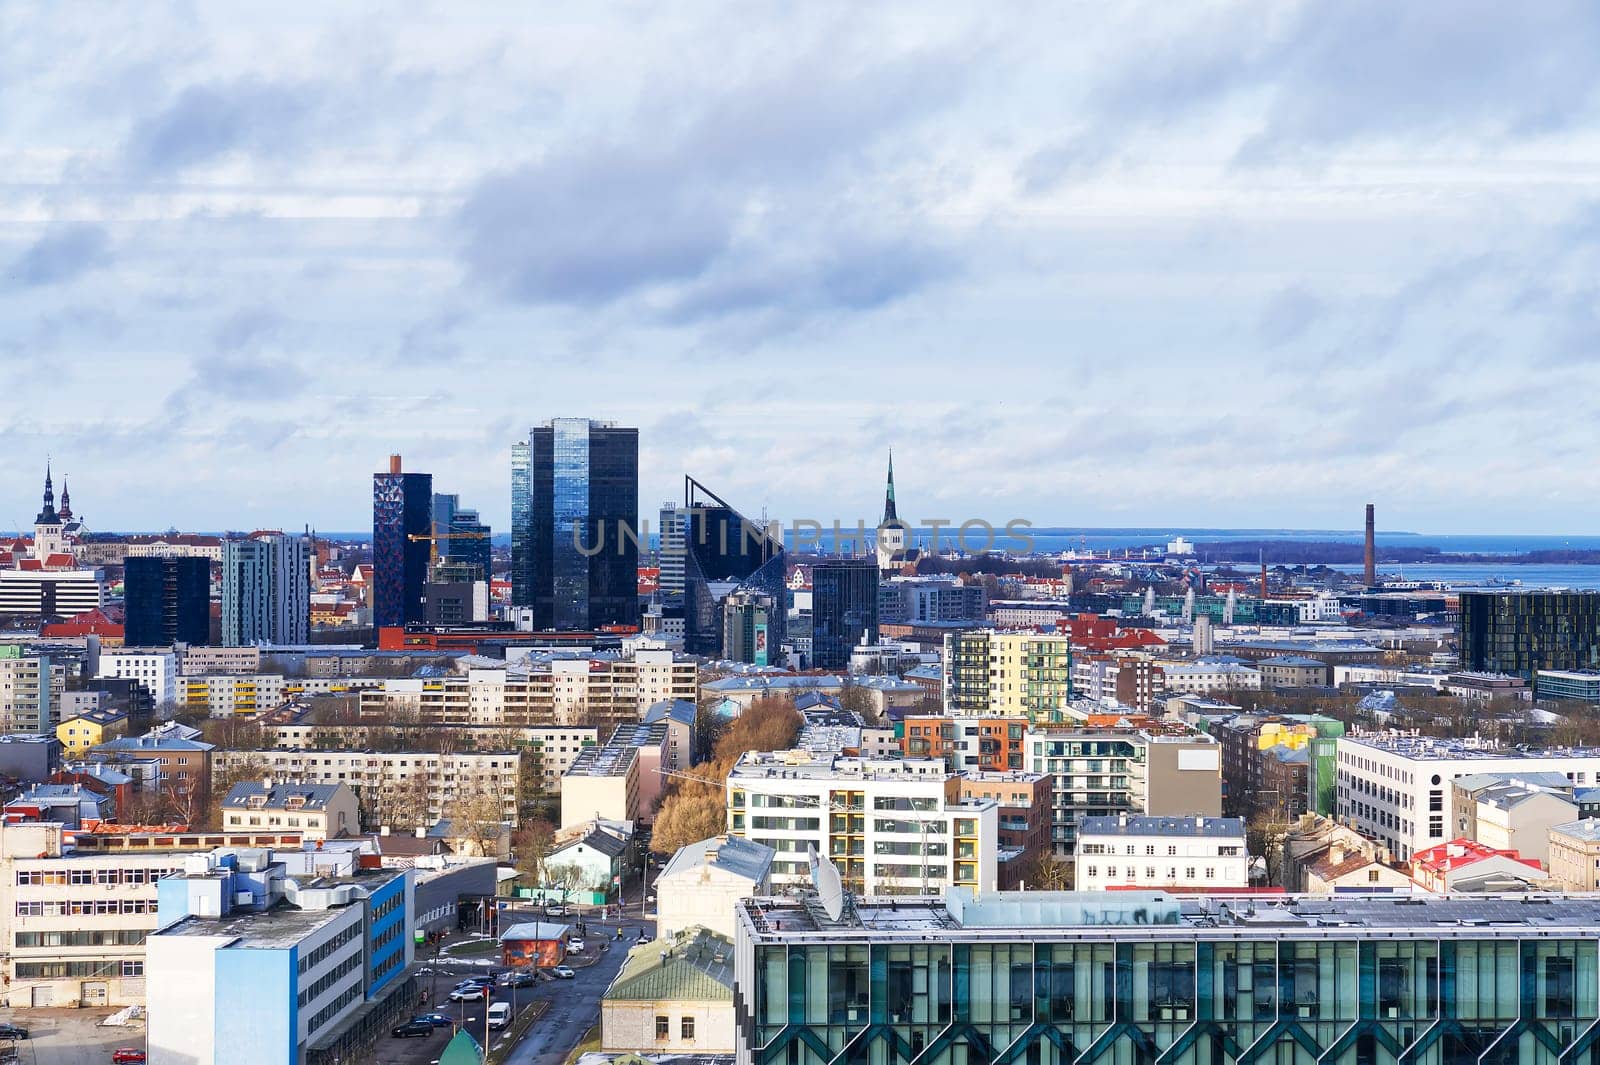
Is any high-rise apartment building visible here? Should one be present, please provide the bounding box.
[372,455,432,630]
[1460,591,1600,685]
[809,558,878,670]
[0,647,54,734]
[512,420,638,629]
[221,533,310,646]
[124,556,211,646]
[945,629,1073,720]
[723,589,777,666]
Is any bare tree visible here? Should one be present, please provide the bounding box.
[447,786,509,858]
[512,819,556,887]
[206,753,270,829]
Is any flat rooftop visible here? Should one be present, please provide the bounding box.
[739,889,1600,942]
[157,902,350,947]
[1342,733,1600,761]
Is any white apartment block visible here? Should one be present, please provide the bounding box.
[97,650,178,710]
[0,568,105,618]
[179,673,383,717]
[359,654,698,728]
[262,722,597,791]
[1074,814,1248,893]
[1337,731,1600,860]
[212,749,521,830]
[726,750,999,896]
[179,645,262,676]
[0,822,191,1008]
[1160,662,1263,695]
[0,651,61,734]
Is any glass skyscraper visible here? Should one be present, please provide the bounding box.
[431,492,491,581]
[372,457,432,630]
[512,419,638,629]
[736,890,1600,1065]
[810,558,879,669]
[1460,591,1600,684]
[670,476,786,658]
[124,556,210,646]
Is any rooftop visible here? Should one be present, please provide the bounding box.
[566,742,639,778]
[158,902,352,947]
[659,834,775,884]
[222,781,348,811]
[730,750,951,784]
[1079,815,1245,839]
[738,888,1600,941]
[1342,732,1600,761]
[604,927,734,1003]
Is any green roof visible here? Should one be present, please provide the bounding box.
[438,1028,483,1065]
[604,927,734,1003]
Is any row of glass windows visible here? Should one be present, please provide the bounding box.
[749,938,1600,1065]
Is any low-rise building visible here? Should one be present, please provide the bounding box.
[1409,838,1548,893]
[548,820,634,899]
[499,920,573,969]
[56,706,127,755]
[601,927,735,1054]
[221,781,359,841]
[562,740,641,829]
[1548,820,1600,890]
[1258,655,1329,689]
[96,650,178,711]
[1450,773,1577,867]
[1074,814,1248,893]
[655,835,775,942]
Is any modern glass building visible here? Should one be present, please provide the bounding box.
[124,556,210,646]
[432,492,492,582]
[1460,592,1600,684]
[372,457,432,630]
[736,889,1600,1065]
[512,420,639,630]
[670,477,786,658]
[811,559,879,670]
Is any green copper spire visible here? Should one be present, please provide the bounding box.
[882,449,897,523]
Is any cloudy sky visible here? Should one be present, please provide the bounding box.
[5,2,1600,536]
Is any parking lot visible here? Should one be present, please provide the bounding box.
[0,1009,144,1065]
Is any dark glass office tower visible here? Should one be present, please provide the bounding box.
[124,557,210,646]
[810,558,879,670]
[431,492,491,581]
[514,420,638,629]
[372,455,432,630]
[1460,591,1600,682]
[672,477,786,658]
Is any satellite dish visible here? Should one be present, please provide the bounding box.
[807,844,845,922]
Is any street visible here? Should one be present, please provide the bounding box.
[379,910,652,1065]
[0,1009,142,1065]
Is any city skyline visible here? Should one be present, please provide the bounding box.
[7,4,1600,531]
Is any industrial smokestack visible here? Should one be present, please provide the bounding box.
[389,454,403,475]
[1364,503,1376,586]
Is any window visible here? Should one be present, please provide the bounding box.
[681,1017,695,1040]
[656,1016,670,1040]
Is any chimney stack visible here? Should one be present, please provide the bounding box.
[389,454,403,475]
[1364,504,1376,586]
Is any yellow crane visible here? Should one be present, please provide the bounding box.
[406,529,489,567]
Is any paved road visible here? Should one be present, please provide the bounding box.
[0,1010,142,1065]
[500,915,652,1065]
[378,912,653,1065]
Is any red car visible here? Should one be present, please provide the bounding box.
[112,1051,146,1064]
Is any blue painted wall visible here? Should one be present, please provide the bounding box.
[367,875,407,994]
[214,947,295,1065]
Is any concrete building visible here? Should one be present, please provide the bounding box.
[1337,731,1600,859]
[56,706,127,755]
[547,819,633,898]
[222,533,312,646]
[562,741,640,828]
[147,845,414,1065]
[957,770,1051,889]
[900,715,1029,772]
[212,748,521,832]
[1074,814,1248,893]
[944,630,1073,721]
[92,724,215,812]
[179,673,383,718]
[601,927,735,1054]
[180,645,262,675]
[0,821,193,1008]
[1548,820,1600,890]
[96,649,179,712]
[1025,726,1223,857]
[1450,773,1577,867]
[221,781,360,841]
[726,750,998,895]
[0,646,55,734]
[1409,838,1548,893]
[655,835,774,942]
[1259,654,1329,689]
[1160,661,1262,695]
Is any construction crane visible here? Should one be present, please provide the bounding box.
[406,529,489,566]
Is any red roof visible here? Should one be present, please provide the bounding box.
[44,553,76,568]
[19,559,41,571]
[1412,838,1543,876]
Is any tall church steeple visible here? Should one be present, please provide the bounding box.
[58,478,73,522]
[881,450,897,525]
[35,462,58,525]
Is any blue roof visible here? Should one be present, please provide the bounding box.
[643,698,698,727]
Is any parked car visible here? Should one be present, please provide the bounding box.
[449,985,490,1002]
[567,939,585,953]
[487,1002,512,1030]
[455,975,496,989]
[416,1013,453,1028]
[551,965,576,979]
[545,905,567,917]
[392,1020,434,1039]
[499,971,538,988]
[0,1024,28,1040]
[111,1051,145,1064]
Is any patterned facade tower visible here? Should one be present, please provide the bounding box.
[372,455,432,630]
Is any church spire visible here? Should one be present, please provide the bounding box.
[58,477,73,522]
[35,462,58,525]
[881,449,897,524]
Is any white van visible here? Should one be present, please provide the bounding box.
[487,1002,512,1030]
